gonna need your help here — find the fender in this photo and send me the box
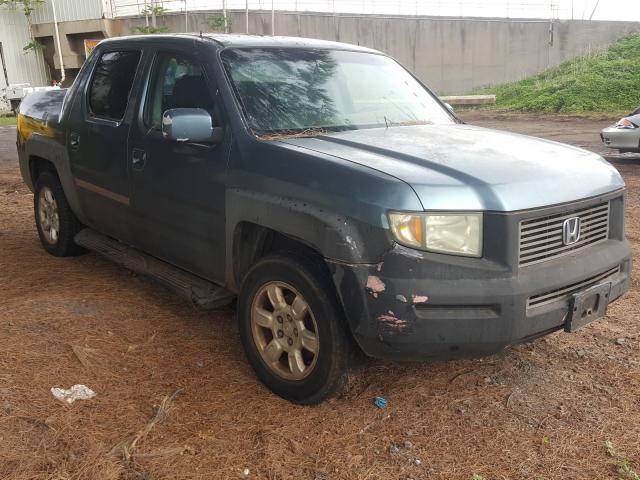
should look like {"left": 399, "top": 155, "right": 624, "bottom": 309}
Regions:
{"left": 21, "top": 133, "right": 89, "bottom": 225}
{"left": 225, "top": 187, "right": 393, "bottom": 290}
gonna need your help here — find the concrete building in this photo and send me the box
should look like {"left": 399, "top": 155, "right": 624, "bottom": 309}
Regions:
{"left": 2, "top": 0, "right": 640, "bottom": 104}
{"left": 0, "top": 8, "right": 49, "bottom": 96}
{"left": 1, "top": 0, "right": 118, "bottom": 95}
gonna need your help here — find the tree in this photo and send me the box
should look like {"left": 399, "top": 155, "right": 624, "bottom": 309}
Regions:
{"left": 135, "top": 1, "right": 169, "bottom": 34}
{"left": 207, "top": 14, "right": 230, "bottom": 32}
{"left": 0, "top": 0, "right": 46, "bottom": 54}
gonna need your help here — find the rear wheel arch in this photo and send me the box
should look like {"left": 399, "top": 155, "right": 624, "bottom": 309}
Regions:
{"left": 29, "top": 156, "right": 58, "bottom": 185}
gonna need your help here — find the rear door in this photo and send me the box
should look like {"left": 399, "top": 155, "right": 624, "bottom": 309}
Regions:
{"left": 67, "top": 48, "right": 142, "bottom": 243}
{"left": 128, "top": 48, "right": 229, "bottom": 283}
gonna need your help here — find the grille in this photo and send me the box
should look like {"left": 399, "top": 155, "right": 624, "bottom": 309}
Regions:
{"left": 519, "top": 202, "right": 610, "bottom": 267}
{"left": 527, "top": 266, "right": 620, "bottom": 309}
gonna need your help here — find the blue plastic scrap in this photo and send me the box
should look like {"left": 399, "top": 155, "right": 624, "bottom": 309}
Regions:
{"left": 374, "top": 396, "right": 388, "bottom": 408}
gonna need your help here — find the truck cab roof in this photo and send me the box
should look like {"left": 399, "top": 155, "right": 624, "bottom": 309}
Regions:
{"left": 97, "top": 33, "right": 381, "bottom": 54}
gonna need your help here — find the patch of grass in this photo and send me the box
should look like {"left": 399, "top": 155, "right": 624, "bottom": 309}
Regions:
{"left": 478, "top": 33, "right": 640, "bottom": 113}
{"left": 0, "top": 116, "right": 17, "bottom": 126}
{"left": 604, "top": 440, "right": 640, "bottom": 480}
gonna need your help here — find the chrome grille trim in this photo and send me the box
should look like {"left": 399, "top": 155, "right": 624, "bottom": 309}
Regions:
{"left": 527, "top": 266, "right": 620, "bottom": 310}
{"left": 519, "top": 202, "right": 610, "bottom": 266}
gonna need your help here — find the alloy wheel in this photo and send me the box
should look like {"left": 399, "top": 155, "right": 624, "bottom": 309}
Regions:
{"left": 250, "top": 281, "right": 320, "bottom": 380}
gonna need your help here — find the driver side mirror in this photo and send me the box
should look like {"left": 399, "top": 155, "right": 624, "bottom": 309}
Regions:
{"left": 162, "top": 108, "right": 224, "bottom": 143}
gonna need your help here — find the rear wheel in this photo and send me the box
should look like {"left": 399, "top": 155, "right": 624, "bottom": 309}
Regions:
{"left": 238, "top": 253, "right": 351, "bottom": 404}
{"left": 34, "top": 171, "right": 85, "bottom": 257}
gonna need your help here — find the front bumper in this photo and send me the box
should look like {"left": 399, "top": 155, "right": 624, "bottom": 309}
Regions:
{"left": 331, "top": 240, "right": 630, "bottom": 361}
{"left": 330, "top": 191, "right": 631, "bottom": 361}
{"left": 601, "top": 126, "right": 640, "bottom": 151}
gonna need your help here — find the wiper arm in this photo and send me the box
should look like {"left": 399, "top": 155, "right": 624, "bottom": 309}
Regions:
{"left": 254, "top": 127, "right": 328, "bottom": 140}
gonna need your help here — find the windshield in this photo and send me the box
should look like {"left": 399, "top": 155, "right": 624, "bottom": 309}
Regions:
{"left": 221, "top": 48, "right": 455, "bottom": 136}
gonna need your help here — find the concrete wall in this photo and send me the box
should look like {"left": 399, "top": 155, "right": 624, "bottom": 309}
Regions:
{"left": 119, "top": 11, "right": 640, "bottom": 94}
{"left": 30, "top": 0, "right": 110, "bottom": 24}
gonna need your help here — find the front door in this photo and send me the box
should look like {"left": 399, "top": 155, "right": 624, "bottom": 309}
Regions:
{"left": 68, "top": 49, "right": 142, "bottom": 243}
{"left": 129, "top": 49, "right": 229, "bottom": 283}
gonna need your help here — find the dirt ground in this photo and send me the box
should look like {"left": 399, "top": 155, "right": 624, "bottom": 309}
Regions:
{"left": 1, "top": 113, "right": 639, "bottom": 480}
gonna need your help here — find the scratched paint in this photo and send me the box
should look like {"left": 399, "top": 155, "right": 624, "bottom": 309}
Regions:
{"left": 345, "top": 235, "right": 358, "bottom": 251}
{"left": 366, "top": 275, "right": 386, "bottom": 298}
{"left": 377, "top": 313, "right": 408, "bottom": 331}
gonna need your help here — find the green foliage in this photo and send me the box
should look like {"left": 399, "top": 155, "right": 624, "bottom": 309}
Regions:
{"left": 471, "top": 475, "right": 485, "bottom": 480}
{"left": 605, "top": 440, "right": 616, "bottom": 457}
{"left": 479, "top": 33, "right": 640, "bottom": 113}
{"left": 133, "top": 25, "right": 169, "bottom": 35}
{"left": 140, "top": 5, "right": 167, "bottom": 16}
{"left": 618, "top": 459, "right": 640, "bottom": 480}
{"left": 207, "top": 14, "right": 229, "bottom": 31}
{"left": 1, "top": 0, "right": 46, "bottom": 53}
{"left": 23, "top": 39, "right": 44, "bottom": 53}
{"left": 0, "top": 0, "right": 44, "bottom": 16}
{"left": 604, "top": 440, "right": 640, "bottom": 480}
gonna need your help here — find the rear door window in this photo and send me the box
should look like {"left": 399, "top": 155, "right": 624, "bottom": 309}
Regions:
{"left": 88, "top": 50, "right": 141, "bottom": 121}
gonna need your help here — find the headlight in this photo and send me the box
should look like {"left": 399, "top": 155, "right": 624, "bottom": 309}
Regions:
{"left": 388, "top": 212, "right": 482, "bottom": 257}
{"left": 615, "top": 118, "right": 637, "bottom": 129}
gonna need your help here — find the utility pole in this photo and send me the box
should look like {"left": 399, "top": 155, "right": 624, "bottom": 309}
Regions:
{"left": 589, "top": 0, "right": 601, "bottom": 20}
{"left": 571, "top": 0, "right": 574, "bottom": 20}
{"left": 50, "top": 0, "right": 65, "bottom": 84}
{"left": 0, "top": 43, "right": 10, "bottom": 87}
{"left": 246, "top": 0, "right": 249, "bottom": 34}
{"left": 184, "top": 0, "right": 188, "bottom": 32}
{"left": 223, "top": 0, "right": 228, "bottom": 33}
{"left": 151, "top": 0, "right": 157, "bottom": 28}
{"left": 271, "top": 0, "right": 275, "bottom": 36}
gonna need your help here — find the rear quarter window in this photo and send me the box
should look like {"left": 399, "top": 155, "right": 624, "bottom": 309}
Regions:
{"left": 88, "top": 50, "right": 141, "bottom": 121}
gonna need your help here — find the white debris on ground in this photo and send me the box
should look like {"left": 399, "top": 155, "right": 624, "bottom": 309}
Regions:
{"left": 51, "top": 384, "right": 96, "bottom": 404}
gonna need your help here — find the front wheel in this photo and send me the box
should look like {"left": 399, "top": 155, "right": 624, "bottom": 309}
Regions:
{"left": 238, "top": 253, "right": 351, "bottom": 404}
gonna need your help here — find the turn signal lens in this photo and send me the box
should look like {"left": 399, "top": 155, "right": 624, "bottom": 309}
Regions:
{"left": 388, "top": 213, "right": 424, "bottom": 248}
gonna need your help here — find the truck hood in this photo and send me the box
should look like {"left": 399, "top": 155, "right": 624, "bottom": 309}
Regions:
{"left": 281, "top": 124, "right": 624, "bottom": 211}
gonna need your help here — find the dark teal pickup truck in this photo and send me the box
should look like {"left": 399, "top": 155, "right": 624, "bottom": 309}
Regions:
{"left": 16, "top": 34, "right": 631, "bottom": 403}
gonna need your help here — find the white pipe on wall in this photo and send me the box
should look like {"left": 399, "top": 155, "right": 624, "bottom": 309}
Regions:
{"left": 50, "top": 0, "right": 65, "bottom": 84}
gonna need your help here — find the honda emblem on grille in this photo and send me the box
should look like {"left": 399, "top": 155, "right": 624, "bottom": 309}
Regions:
{"left": 562, "top": 217, "right": 581, "bottom": 245}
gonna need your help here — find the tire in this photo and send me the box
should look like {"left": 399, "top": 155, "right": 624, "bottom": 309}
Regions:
{"left": 238, "top": 253, "right": 351, "bottom": 404}
{"left": 34, "top": 170, "right": 85, "bottom": 257}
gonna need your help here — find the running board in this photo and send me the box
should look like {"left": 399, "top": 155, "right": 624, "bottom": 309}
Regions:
{"left": 75, "top": 229, "right": 234, "bottom": 309}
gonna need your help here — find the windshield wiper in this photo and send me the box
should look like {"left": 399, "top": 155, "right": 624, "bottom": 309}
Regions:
{"left": 254, "top": 127, "right": 329, "bottom": 140}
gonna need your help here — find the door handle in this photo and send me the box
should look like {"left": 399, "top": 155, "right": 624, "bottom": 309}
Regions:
{"left": 69, "top": 132, "right": 80, "bottom": 151}
{"left": 132, "top": 148, "right": 147, "bottom": 171}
